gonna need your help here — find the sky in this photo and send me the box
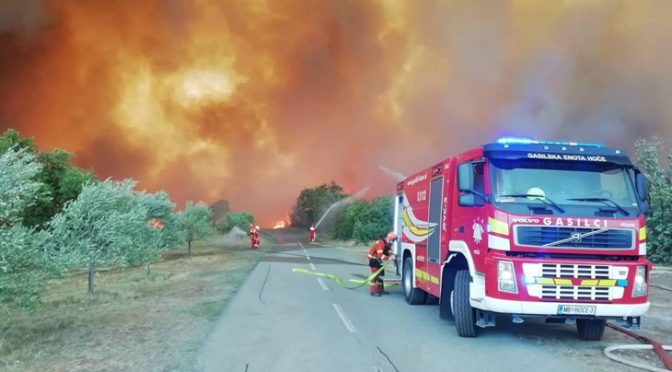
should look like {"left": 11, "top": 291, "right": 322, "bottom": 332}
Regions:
{"left": 1, "top": 0, "right": 671, "bottom": 225}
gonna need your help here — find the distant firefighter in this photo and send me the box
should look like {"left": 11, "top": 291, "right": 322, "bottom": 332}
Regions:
{"left": 248, "top": 224, "right": 260, "bottom": 249}
{"left": 309, "top": 225, "right": 316, "bottom": 243}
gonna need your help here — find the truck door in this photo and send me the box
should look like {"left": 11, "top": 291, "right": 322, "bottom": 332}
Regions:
{"left": 426, "top": 175, "right": 444, "bottom": 297}
{"left": 452, "top": 161, "right": 487, "bottom": 266}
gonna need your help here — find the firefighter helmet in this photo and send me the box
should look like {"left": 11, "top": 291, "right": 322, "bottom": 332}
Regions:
{"left": 386, "top": 231, "right": 398, "bottom": 242}
{"left": 255, "top": 225, "right": 260, "bottom": 230}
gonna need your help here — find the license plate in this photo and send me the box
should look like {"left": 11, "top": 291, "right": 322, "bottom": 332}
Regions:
{"left": 557, "top": 304, "right": 596, "bottom": 316}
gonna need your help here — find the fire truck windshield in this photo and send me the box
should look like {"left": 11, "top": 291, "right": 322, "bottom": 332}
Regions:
{"left": 489, "top": 159, "right": 639, "bottom": 216}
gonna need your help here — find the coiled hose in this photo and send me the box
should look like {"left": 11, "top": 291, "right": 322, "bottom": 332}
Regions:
{"left": 604, "top": 322, "right": 672, "bottom": 371}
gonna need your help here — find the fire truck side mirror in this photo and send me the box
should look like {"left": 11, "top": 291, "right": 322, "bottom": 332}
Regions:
{"left": 458, "top": 163, "right": 474, "bottom": 192}
{"left": 635, "top": 172, "right": 649, "bottom": 203}
{"left": 635, "top": 172, "right": 652, "bottom": 216}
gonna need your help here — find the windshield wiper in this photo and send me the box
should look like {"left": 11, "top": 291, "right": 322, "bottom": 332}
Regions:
{"left": 566, "top": 197, "right": 630, "bottom": 216}
{"left": 498, "top": 194, "right": 566, "bottom": 213}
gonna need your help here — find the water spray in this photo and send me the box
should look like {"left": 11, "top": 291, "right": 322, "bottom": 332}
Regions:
{"left": 378, "top": 165, "right": 406, "bottom": 182}
{"left": 314, "top": 186, "right": 370, "bottom": 228}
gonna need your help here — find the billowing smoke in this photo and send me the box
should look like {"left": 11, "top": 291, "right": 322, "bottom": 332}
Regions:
{"left": 1, "top": 0, "right": 671, "bottom": 225}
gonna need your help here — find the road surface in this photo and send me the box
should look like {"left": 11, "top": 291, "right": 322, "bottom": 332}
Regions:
{"left": 198, "top": 231, "right": 645, "bottom": 372}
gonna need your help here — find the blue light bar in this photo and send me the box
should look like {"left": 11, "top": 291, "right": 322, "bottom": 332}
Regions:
{"left": 497, "top": 137, "right": 604, "bottom": 148}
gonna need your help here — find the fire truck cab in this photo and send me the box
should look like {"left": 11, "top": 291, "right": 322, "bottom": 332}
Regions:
{"left": 393, "top": 138, "right": 652, "bottom": 340}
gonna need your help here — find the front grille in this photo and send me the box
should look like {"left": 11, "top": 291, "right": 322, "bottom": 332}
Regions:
{"left": 516, "top": 226, "right": 633, "bottom": 249}
{"left": 542, "top": 263, "right": 610, "bottom": 279}
{"left": 541, "top": 286, "right": 610, "bottom": 301}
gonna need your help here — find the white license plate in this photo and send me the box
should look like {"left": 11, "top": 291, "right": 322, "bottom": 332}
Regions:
{"left": 557, "top": 305, "right": 596, "bottom": 316}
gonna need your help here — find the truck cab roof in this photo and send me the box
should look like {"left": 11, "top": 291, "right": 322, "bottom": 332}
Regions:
{"left": 483, "top": 141, "right": 632, "bottom": 166}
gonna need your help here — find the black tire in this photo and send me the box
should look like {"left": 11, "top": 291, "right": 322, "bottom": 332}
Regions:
{"left": 403, "top": 256, "right": 427, "bottom": 305}
{"left": 454, "top": 270, "right": 478, "bottom": 337}
{"left": 576, "top": 319, "right": 605, "bottom": 341}
{"left": 439, "top": 271, "right": 454, "bottom": 320}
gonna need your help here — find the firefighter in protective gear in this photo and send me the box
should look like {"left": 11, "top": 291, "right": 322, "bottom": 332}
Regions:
{"left": 309, "top": 225, "right": 316, "bottom": 243}
{"left": 248, "top": 224, "right": 260, "bottom": 249}
{"left": 367, "top": 231, "right": 397, "bottom": 296}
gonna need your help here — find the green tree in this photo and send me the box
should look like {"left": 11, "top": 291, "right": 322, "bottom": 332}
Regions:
{"left": 125, "top": 191, "right": 183, "bottom": 274}
{"left": 333, "top": 200, "right": 368, "bottom": 239}
{"left": 0, "top": 128, "right": 37, "bottom": 153}
{"left": 23, "top": 149, "right": 95, "bottom": 227}
{"left": 49, "top": 179, "right": 149, "bottom": 293}
{"left": 0, "top": 148, "right": 59, "bottom": 308}
{"left": 635, "top": 138, "right": 672, "bottom": 264}
{"left": 0, "top": 148, "right": 45, "bottom": 227}
{"left": 352, "top": 196, "right": 394, "bottom": 242}
{"left": 178, "top": 202, "right": 215, "bottom": 257}
{"left": 0, "top": 129, "right": 95, "bottom": 227}
{"left": 290, "top": 181, "right": 346, "bottom": 228}
{"left": 219, "top": 211, "right": 255, "bottom": 233}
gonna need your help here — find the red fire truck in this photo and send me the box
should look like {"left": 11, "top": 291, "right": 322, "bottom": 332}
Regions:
{"left": 393, "top": 138, "right": 652, "bottom": 340}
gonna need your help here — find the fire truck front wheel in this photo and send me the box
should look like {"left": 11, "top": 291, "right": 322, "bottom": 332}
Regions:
{"left": 454, "top": 270, "right": 478, "bottom": 337}
{"left": 403, "top": 256, "right": 426, "bottom": 305}
{"left": 576, "top": 319, "right": 605, "bottom": 341}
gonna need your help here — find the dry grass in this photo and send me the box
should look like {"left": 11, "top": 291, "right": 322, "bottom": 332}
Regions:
{"left": 0, "top": 237, "right": 266, "bottom": 372}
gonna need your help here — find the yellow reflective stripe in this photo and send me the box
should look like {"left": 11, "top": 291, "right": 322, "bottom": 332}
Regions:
{"left": 532, "top": 278, "right": 619, "bottom": 287}
{"left": 639, "top": 227, "right": 646, "bottom": 241}
{"left": 415, "top": 268, "right": 438, "bottom": 284}
{"left": 415, "top": 268, "right": 426, "bottom": 281}
{"left": 488, "top": 217, "right": 509, "bottom": 236}
{"left": 403, "top": 209, "right": 430, "bottom": 236}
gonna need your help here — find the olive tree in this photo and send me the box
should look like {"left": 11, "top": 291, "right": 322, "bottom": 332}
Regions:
{"left": 125, "top": 191, "right": 183, "bottom": 274}
{"left": 50, "top": 179, "right": 149, "bottom": 293}
{"left": 0, "top": 148, "right": 57, "bottom": 307}
{"left": 178, "top": 202, "right": 215, "bottom": 257}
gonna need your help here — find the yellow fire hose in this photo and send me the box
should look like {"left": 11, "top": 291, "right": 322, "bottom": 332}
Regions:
{"left": 292, "top": 259, "right": 397, "bottom": 290}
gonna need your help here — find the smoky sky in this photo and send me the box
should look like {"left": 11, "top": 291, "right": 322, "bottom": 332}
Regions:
{"left": 1, "top": 0, "right": 671, "bottom": 225}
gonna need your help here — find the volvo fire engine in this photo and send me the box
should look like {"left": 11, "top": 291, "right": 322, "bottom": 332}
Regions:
{"left": 393, "top": 138, "right": 652, "bottom": 340}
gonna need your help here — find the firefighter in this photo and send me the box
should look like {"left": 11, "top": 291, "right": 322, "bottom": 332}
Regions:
{"left": 248, "top": 224, "right": 260, "bottom": 250}
{"left": 309, "top": 225, "right": 316, "bottom": 243}
{"left": 367, "top": 231, "right": 397, "bottom": 297}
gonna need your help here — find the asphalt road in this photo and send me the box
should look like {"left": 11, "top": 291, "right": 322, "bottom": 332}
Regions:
{"left": 198, "top": 231, "right": 642, "bottom": 372}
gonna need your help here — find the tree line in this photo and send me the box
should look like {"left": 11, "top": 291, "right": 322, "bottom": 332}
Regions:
{"left": 290, "top": 182, "right": 393, "bottom": 242}
{"left": 0, "top": 129, "right": 241, "bottom": 309}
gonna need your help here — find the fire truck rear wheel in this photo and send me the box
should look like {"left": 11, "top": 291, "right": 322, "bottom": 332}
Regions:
{"left": 403, "top": 256, "right": 427, "bottom": 305}
{"left": 454, "top": 270, "right": 478, "bottom": 337}
{"left": 576, "top": 319, "right": 605, "bottom": 341}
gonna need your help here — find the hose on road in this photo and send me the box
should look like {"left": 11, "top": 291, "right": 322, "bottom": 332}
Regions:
{"left": 292, "top": 259, "right": 395, "bottom": 290}
{"left": 604, "top": 344, "right": 672, "bottom": 372}
{"left": 604, "top": 322, "right": 672, "bottom": 371}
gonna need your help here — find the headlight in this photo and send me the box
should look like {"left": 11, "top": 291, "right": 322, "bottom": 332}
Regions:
{"left": 498, "top": 261, "right": 518, "bottom": 294}
{"left": 632, "top": 266, "right": 647, "bottom": 297}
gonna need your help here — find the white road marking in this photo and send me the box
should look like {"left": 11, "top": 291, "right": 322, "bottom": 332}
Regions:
{"left": 332, "top": 303, "right": 356, "bottom": 333}
{"left": 317, "top": 277, "right": 329, "bottom": 291}
{"left": 309, "top": 262, "right": 316, "bottom": 271}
